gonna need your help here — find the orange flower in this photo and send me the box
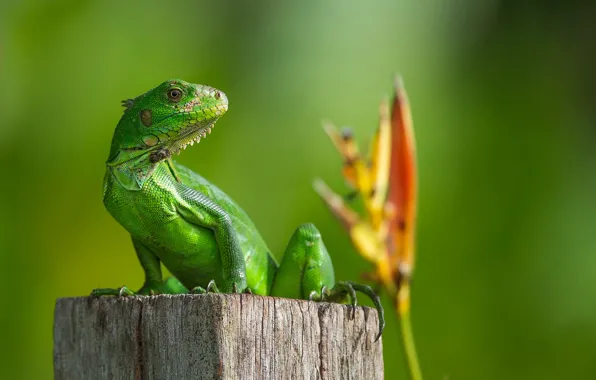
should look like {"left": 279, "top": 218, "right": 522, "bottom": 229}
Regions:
{"left": 315, "top": 76, "right": 422, "bottom": 379}
{"left": 315, "top": 76, "right": 416, "bottom": 302}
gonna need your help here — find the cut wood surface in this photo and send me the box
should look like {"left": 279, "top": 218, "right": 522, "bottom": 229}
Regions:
{"left": 54, "top": 294, "right": 384, "bottom": 380}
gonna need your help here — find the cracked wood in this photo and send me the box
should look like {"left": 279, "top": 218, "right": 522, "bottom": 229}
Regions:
{"left": 53, "top": 294, "right": 383, "bottom": 380}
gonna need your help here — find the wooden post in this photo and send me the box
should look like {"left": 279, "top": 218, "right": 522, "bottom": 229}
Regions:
{"left": 54, "top": 294, "right": 383, "bottom": 379}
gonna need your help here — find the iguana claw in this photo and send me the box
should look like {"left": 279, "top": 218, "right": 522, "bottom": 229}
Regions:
{"left": 191, "top": 280, "right": 221, "bottom": 294}
{"left": 310, "top": 281, "right": 385, "bottom": 342}
{"left": 90, "top": 286, "right": 136, "bottom": 297}
{"left": 189, "top": 280, "right": 250, "bottom": 295}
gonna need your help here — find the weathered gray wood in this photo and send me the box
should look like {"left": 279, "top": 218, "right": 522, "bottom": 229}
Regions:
{"left": 54, "top": 294, "right": 383, "bottom": 380}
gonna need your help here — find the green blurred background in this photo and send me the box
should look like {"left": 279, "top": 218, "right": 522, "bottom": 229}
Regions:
{"left": 2, "top": 1, "right": 596, "bottom": 378}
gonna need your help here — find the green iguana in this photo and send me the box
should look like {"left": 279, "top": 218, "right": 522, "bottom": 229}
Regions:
{"left": 93, "top": 79, "right": 384, "bottom": 338}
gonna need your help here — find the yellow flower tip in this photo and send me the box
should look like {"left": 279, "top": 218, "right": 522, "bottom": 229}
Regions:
{"left": 321, "top": 121, "right": 357, "bottom": 160}
{"left": 313, "top": 178, "right": 360, "bottom": 230}
{"left": 322, "top": 120, "right": 338, "bottom": 139}
{"left": 312, "top": 177, "right": 330, "bottom": 197}
{"left": 379, "top": 97, "right": 390, "bottom": 119}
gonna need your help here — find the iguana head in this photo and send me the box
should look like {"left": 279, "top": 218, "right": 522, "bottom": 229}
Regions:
{"left": 108, "top": 79, "right": 228, "bottom": 165}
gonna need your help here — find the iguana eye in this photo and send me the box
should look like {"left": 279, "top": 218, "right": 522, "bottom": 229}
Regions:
{"left": 167, "top": 88, "right": 182, "bottom": 102}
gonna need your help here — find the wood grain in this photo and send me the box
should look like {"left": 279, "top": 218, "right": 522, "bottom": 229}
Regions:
{"left": 54, "top": 294, "right": 383, "bottom": 380}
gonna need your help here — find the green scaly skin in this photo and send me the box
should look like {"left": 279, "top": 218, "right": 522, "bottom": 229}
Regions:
{"left": 93, "top": 79, "right": 384, "bottom": 339}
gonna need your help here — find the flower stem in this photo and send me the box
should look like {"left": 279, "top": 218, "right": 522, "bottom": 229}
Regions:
{"left": 397, "top": 282, "right": 423, "bottom": 380}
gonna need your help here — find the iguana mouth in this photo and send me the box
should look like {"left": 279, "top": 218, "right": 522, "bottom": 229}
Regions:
{"left": 171, "top": 124, "right": 214, "bottom": 154}
{"left": 169, "top": 104, "right": 227, "bottom": 155}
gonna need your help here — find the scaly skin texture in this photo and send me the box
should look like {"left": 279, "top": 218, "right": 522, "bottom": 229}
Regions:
{"left": 94, "top": 79, "right": 384, "bottom": 338}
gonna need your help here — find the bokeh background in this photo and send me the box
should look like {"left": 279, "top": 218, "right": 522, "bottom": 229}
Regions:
{"left": 2, "top": 1, "right": 596, "bottom": 378}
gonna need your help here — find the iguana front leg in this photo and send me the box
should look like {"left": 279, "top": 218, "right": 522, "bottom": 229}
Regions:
{"left": 91, "top": 238, "right": 165, "bottom": 296}
{"left": 174, "top": 182, "right": 247, "bottom": 294}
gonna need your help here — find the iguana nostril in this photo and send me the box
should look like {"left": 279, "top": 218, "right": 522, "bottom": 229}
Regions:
{"left": 215, "top": 91, "right": 228, "bottom": 105}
